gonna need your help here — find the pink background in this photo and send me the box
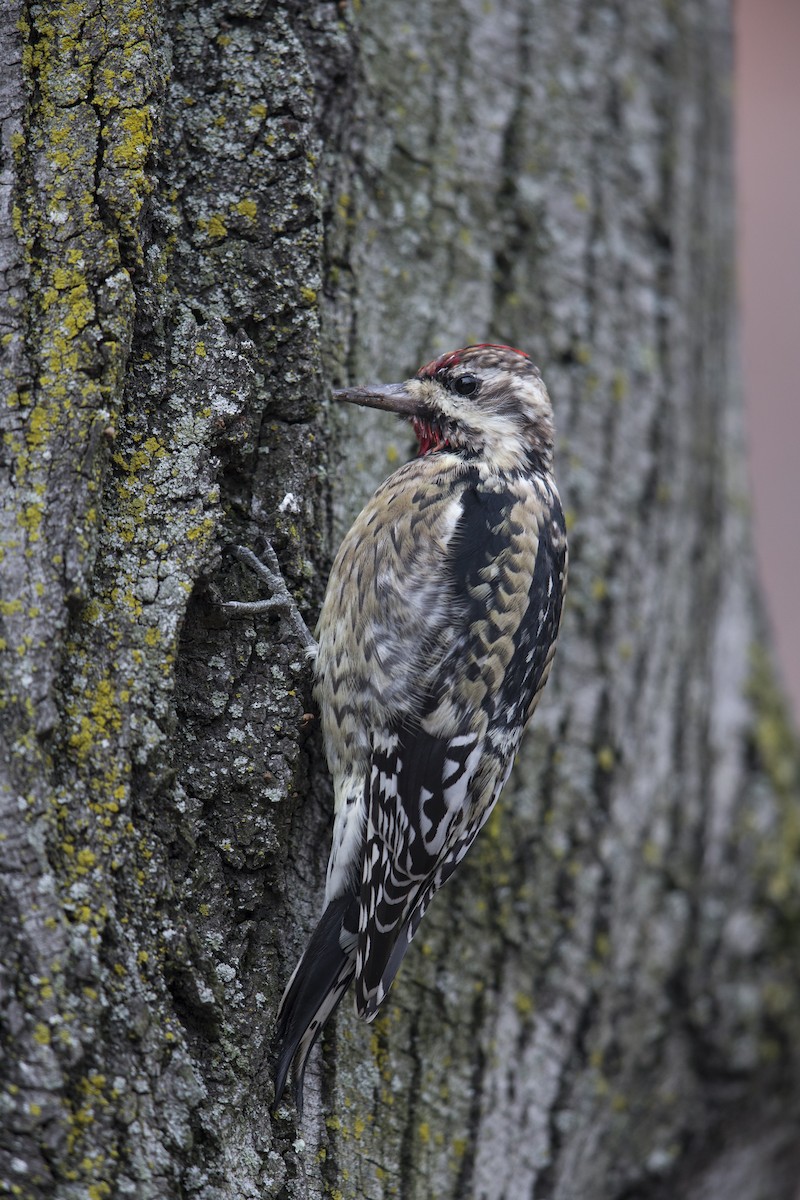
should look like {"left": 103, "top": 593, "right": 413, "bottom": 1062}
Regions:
{"left": 736, "top": 0, "right": 800, "bottom": 720}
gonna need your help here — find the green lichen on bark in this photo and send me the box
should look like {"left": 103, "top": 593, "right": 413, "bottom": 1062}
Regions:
{"left": 1, "top": 1, "right": 337, "bottom": 1196}
{"left": 2, "top": 0, "right": 179, "bottom": 1193}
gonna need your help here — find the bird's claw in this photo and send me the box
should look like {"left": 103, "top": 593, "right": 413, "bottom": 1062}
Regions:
{"left": 220, "top": 542, "right": 317, "bottom": 654}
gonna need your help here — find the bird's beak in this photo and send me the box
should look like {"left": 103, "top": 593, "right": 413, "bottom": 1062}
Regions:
{"left": 333, "top": 382, "right": 418, "bottom": 417}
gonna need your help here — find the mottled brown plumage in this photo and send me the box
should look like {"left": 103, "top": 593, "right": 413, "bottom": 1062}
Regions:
{"left": 272, "top": 345, "right": 567, "bottom": 1110}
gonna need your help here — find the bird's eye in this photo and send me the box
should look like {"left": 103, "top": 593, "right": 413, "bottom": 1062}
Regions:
{"left": 453, "top": 373, "right": 479, "bottom": 397}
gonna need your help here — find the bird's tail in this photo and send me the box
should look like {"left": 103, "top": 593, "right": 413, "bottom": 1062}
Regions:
{"left": 273, "top": 894, "right": 358, "bottom": 1113}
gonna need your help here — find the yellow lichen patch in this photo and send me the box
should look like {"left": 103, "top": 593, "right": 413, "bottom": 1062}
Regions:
{"left": 234, "top": 197, "right": 257, "bottom": 220}
{"left": 336, "top": 192, "right": 351, "bottom": 222}
{"left": 25, "top": 404, "right": 52, "bottom": 453}
{"left": 33, "top": 1022, "right": 51, "bottom": 1046}
{"left": 514, "top": 991, "right": 534, "bottom": 1017}
{"left": 68, "top": 677, "right": 124, "bottom": 764}
{"left": 186, "top": 516, "right": 214, "bottom": 543}
{"left": 596, "top": 745, "right": 614, "bottom": 771}
{"left": 17, "top": 503, "right": 43, "bottom": 542}
{"left": 119, "top": 590, "right": 141, "bottom": 619}
{"left": 110, "top": 106, "right": 152, "bottom": 171}
{"left": 62, "top": 1072, "right": 113, "bottom": 1158}
{"left": 206, "top": 214, "right": 227, "bottom": 241}
{"left": 39, "top": 267, "right": 96, "bottom": 343}
{"left": 595, "top": 933, "right": 611, "bottom": 962}
{"left": 114, "top": 435, "right": 166, "bottom": 476}
{"left": 75, "top": 848, "right": 96, "bottom": 874}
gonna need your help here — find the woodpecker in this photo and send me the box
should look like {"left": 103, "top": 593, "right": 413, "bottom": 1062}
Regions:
{"left": 260, "top": 344, "right": 567, "bottom": 1110}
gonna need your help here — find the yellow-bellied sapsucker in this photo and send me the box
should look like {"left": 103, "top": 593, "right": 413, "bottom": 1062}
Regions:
{"left": 250, "top": 344, "right": 567, "bottom": 1110}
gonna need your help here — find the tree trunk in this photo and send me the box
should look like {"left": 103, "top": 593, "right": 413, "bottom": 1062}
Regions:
{"left": 1, "top": 1, "right": 799, "bottom": 1198}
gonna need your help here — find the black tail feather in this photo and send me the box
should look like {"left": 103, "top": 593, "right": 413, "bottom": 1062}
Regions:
{"left": 273, "top": 894, "right": 358, "bottom": 1113}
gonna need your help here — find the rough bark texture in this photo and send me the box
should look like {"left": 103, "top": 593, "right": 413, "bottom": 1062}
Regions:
{"left": 1, "top": 2, "right": 799, "bottom": 1199}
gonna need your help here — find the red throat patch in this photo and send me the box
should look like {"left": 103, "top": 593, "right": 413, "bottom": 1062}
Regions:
{"left": 412, "top": 418, "right": 448, "bottom": 456}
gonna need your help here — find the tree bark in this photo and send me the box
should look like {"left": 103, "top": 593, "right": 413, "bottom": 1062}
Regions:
{"left": 1, "top": 2, "right": 799, "bottom": 1199}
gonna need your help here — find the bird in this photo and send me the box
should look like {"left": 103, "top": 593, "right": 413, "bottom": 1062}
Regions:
{"left": 233, "top": 343, "right": 568, "bottom": 1111}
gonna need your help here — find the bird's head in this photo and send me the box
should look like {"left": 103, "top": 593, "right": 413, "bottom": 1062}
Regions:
{"left": 334, "top": 344, "right": 555, "bottom": 474}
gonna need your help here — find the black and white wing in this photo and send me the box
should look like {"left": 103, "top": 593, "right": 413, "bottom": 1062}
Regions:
{"left": 354, "top": 474, "right": 567, "bottom": 1019}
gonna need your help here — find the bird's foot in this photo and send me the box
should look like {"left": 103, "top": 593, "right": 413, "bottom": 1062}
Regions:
{"left": 220, "top": 542, "right": 317, "bottom": 654}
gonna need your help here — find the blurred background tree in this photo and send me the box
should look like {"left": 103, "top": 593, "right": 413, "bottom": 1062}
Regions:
{"left": 1, "top": 1, "right": 798, "bottom": 1198}
{"left": 736, "top": 0, "right": 800, "bottom": 722}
